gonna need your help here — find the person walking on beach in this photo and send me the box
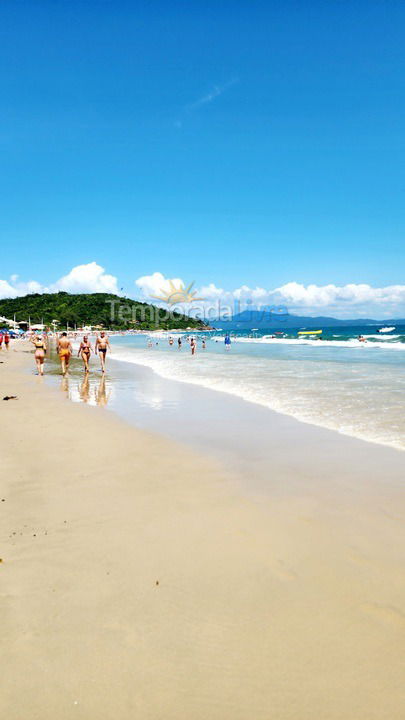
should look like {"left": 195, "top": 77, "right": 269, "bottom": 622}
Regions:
{"left": 4, "top": 331, "right": 10, "bottom": 349}
{"left": 78, "top": 335, "right": 93, "bottom": 373}
{"left": 224, "top": 333, "right": 231, "bottom": 351}
{"left": 95, "top": 331, "right": 111, "bottom": 373}
{"left": 190, "top": 337, "right": 196, "bottom": 355}
{"left": 30, "top": 333, "right": 47, "bottom": 375}
{"left": 178, "top": 337, "right": 182, "bottom": 349}
{"left": 0, "top": 331, "right": 3, "bottom": 349}
{"left": 57, "top": 332, "right": 73, "bottom": 375}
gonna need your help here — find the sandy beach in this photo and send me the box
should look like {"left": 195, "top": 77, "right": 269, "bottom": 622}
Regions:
{"left": 1, "top": 343, "right": 405, "bottom": 720}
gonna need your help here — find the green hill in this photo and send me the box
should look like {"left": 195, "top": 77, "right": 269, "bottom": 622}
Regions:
{"left": 0, "top": 292, "right": 206, "bottom": 331}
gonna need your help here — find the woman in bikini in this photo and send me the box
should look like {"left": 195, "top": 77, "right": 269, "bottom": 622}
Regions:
{"left": 30, "top": 333, "right": 47, "bottom": 375}
{"left": 78, "top": 335, "right": 93, "bottom": 373}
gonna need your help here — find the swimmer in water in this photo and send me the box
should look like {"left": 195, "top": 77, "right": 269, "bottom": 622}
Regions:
{"left": 178, "top": 337, "right": 182, "bottom": 349}
{"left": 190, "top": 337, "right": 196, "bottom": 355}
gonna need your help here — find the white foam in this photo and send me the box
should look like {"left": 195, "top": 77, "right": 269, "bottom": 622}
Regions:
{"left": 110, "top": 343, "right": 405, "bottom": 452}
{"left": 211, "top": 336, "right": 405, "bottom": 349}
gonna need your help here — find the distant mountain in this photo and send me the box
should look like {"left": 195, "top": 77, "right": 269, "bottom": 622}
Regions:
{"left": 212, "top": 310, "right": 405, "bottom": 329}
{"left": 0, "top": 292, "right": 207, "bottom": 331}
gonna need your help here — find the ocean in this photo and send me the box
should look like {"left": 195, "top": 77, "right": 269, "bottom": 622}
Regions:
{"left": 46, "top": 325, "right": 405, "bottom": 452}
{"left": 100, "top": 325, "right": 405, "bottom": 452}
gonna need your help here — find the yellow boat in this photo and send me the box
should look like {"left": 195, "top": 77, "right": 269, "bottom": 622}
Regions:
{"left": 297, "top": 329, "right": 322, "bottom": 335}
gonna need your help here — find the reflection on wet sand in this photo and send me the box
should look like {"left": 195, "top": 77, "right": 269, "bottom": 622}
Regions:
{"left": 60, "top": 373, "right": 111, "bottom": 407}
{"left": 95, "top": 375, "right": 108, "bottom": 406}
{"left": 60, "top": 376, "right": 69, "bottom": 394}
{"left": 80, "top": 373, "right": 90, "bottom": 403}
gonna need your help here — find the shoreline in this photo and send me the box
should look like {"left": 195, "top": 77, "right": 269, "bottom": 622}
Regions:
{"left": 1, "top": 344, "right": 405, "bottom": 719}
{"left": 105, "top": 335, "right": 405, "bottom": 453}
{"left": 43, "top": 334, "right": 405, "bottom": 454}
{"left": 26, "top": 329, "right": 405, "bottom": 452}
{"left": 44, "top": 346, "right": 405, "bottom": 504}
{"left": 107, "top": 350, "right": 405, "bottom": 453}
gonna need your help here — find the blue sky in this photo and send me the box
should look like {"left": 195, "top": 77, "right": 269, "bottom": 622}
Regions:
{"left": 1, "top": 1, "right": 405, "bottom": 316}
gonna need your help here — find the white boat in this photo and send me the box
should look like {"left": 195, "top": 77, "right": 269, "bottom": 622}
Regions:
{"left": 378, "top": 326, "right": 395, "bottom": 333}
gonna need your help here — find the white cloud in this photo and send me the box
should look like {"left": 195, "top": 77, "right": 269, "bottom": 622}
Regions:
{"left": 135, "top": 272, "right": 405, "bottom": 318}
{"left": 198, "top": 282, "right": 225, "bottom": 298}
{"left": 135, "top": 272, "right": 184, "bottom": 299}
{"left": 0, "top": 277, "right": 46, "bottom": 299}
{"left": 187, "top": 78, "right": 238, "bottom": 110}
{"left": 198, "top": 280, "right": 405, "bottom": 315}
{"left": 0, "top": 262, "right": 119, "bottom": 300}
{"left": 175, "top": 78, "right": 239, "bottom": 128}
{"left": 272, "top": 282, "right": 405, "bottom": 314}
{"left": 52, "top": 262, "right": 119, "bottom": 294}
{"left": 1, "top": 264, "right": 404, "bottom": 319}
{"left": 0, "top": 280, "right": 21, "bottom": 299}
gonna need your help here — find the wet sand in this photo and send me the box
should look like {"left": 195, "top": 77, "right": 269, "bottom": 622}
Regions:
{"left": 1, "top": 343, "right": 405, "bottom": 719}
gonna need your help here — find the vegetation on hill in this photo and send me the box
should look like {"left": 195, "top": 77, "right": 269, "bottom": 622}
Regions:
{"left": 0, "top": 292, "right": 207, "bottom": 331}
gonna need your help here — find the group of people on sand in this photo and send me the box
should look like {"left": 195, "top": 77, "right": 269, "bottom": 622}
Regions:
{"left": 30, "top": 330, "right": 111, "bottom": 376}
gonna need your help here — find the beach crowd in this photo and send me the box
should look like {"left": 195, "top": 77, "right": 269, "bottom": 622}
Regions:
{"left": 1, "top": 328, "right": 223, "bottom": 378}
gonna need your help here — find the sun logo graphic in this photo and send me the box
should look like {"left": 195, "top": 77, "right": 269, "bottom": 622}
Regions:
{"left": 151, "top": 280, "right": 205, "bottom": 305}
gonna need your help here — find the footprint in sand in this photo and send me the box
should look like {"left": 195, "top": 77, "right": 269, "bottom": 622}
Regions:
{"left": 361, "top": 602, "right": 405, "bottom": 630}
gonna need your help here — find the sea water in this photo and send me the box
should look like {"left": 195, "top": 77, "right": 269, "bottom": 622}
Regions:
{"left": 106, "top": 326, "right": 405, "bottom": 451}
